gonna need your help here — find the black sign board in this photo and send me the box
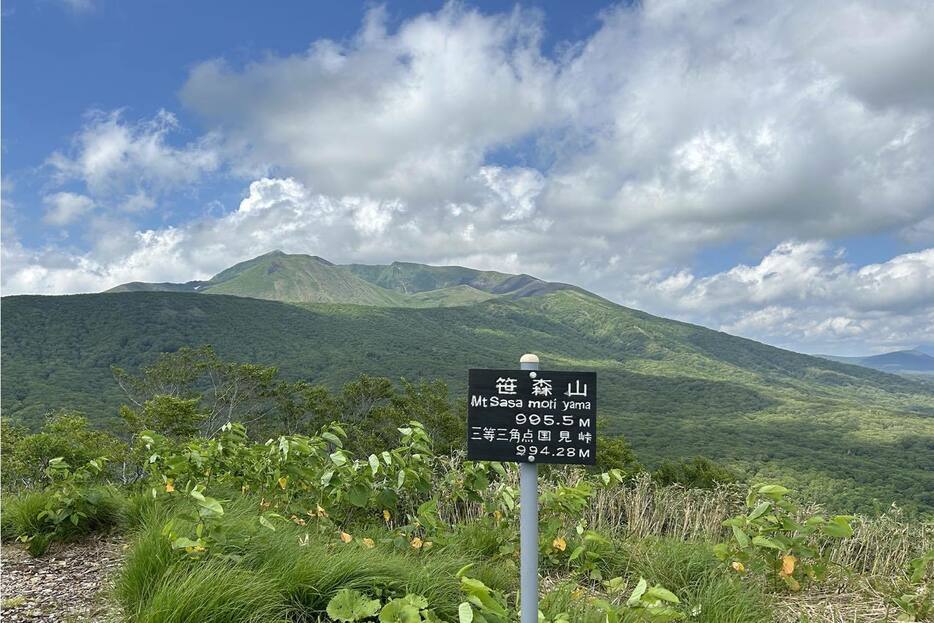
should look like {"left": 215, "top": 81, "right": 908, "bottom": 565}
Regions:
{"left": 467, "top": 368, "right": 596, "bottom": 465}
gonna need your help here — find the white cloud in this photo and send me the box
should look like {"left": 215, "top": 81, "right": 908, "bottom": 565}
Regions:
{"left": 8, "top": 1, "right": 934, "bottom": 354}
{"left": 540, "top": 0, "right": 934, "bottom": 242}
{"left": 180, "top": 4, "right": 557, "bottom": 204}
{"left": 630, "top": 241, "right": 934, "bottom": 353}
{"left": 175, "top": 1, "right": 934, "bottom": 260}
{"left": 46, "top": 109, "right": 220, "bottom": 198}
{"left": 42, "top": 192, "right": 96, "bottom": 226}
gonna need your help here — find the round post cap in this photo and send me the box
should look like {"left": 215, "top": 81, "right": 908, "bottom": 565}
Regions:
{"left": 520, "top": 353, "right": 539, "bottom": 364}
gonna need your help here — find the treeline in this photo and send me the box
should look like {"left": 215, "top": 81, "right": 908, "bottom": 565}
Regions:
{"left": 2, "top": 347, "right": 738, "bottom": 496}
{"left": 4, "top": 289, "right": 932, "bottom": 515}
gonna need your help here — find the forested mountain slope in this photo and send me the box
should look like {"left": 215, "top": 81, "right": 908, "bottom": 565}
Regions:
{"left": 3, "top": 288, "right": 932, "bottom": 513}
{"left": 819, "top": 349, "right": 934, "bottom": 375}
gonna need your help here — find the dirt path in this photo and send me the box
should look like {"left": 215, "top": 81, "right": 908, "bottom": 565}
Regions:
{"left": 0, "top": 536, "right": 124, "bottom": 622}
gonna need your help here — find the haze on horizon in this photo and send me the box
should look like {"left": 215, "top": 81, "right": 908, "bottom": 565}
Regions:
{"left": 2, "top": 0, "right": 933, "bottom": 357}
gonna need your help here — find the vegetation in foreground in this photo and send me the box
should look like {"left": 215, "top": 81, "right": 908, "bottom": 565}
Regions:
{"left": 2, "top": 352, "right": 932, "bottom": 621}
{"left": 4, "top": 283, "right": 934, "bottom": 515}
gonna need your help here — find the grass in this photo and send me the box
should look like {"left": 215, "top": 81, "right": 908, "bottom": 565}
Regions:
{"left": 622, "top": 539, "right": 773, "bottom": 623}
{"left": 0, "top": 485, "right": 127, "bottom": 555}
{"left": 1, "top": 490, "right": 51, "bottom": 541}
{"left": 113, "top": 492, "right": 779, "bottom": 623}
{"left": 116, "top": 495, "right": 518, "bottom": 622}
{"left": 0, "top": 479, "right": 922, "bottom": 622}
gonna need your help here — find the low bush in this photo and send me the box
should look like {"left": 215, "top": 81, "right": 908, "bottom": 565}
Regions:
{"left": 1, "top": 490, "right": 52, "bottom": 542}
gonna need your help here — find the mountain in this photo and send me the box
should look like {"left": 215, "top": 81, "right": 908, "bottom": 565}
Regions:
{"left": 817, "top": 349, "right": 934, "bottom": 375}
{"left": 5, "top": 253, "right": 934, "bottom": 514}
{"left": 107, "top": 250, "right": 576, "bottom": 307}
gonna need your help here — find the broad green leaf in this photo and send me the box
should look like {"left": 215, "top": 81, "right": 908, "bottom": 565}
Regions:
{"left": 321, "top": 432, "right": 343, "bottom": 448}
{"left": 346, "top": 483, "right": 370, "bottom": 508}
{"left": 326, "top": 588, "right": 381, "bottom": 622}
{"left": 752, "top": 535, "right": 782, "bottom": 550}
{"left": 645, "top": 586, "right": 680, "bottom": 603}
{"left": 627, "top": 577, "right": 648, "bottom": 605}
{"left": 822, "top": 516, "right": 854, "bottom": 538}
{"left": 757, "top": 485, "right": 790, "bottom": 499}
{"left": 195, "top": 496, "right": 223, "bottom": 516}
{"left": 748, "top": 501, "right": 771, "bottom": 521}
{"left": 731, "top": 525, "right": 750, "bottom": 548}
{"left": 458, "top": 603, "right": 474, "bottom": 623}
{"left": 376, "top": 488, "right": 398, "bottom": 509}
{"left": 379, "top": 598, "right": 421, "bottom": 623}
{"left": 368, "top": 454, "right": 380, "bottom": 476}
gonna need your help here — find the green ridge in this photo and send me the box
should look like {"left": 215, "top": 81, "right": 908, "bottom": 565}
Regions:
{"left": 3, "top": 289, "right": 932, "bottom": 513}
{"left": 106, "top": 251, "right": 576, "bottom": 307}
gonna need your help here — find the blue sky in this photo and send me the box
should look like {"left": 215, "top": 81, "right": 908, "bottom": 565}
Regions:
{"left": 3, "top": 0, "right": 933, "bottom": 356}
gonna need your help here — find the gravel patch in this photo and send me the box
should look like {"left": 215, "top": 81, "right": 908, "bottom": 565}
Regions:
{"left": 0, "top": 536, "right": 124, "bottom": 622}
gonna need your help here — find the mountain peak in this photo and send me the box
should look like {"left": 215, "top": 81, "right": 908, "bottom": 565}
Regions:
{"left": 105, "top": 251, "right": 578, "bottom": 308}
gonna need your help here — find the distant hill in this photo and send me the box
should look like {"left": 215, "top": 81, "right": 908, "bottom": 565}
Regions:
{"left": 817, "top": 349, "right": 934, "bottom": 375}
{"left": 5, "top": 252, "right": 934, "bottom": 513}
{"left": 107, "top": 250, "right": 577, "bottom": 307}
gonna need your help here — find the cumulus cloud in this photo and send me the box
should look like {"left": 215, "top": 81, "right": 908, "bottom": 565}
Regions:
{"left": 176, "top": 0, "right": 934, "bottom": 249}
{"left": 180, "top": 4, "right": 557, "bottom": 204}
{"left": 7, "top": 0, "right": 934, "bottom": 354}
{"left": 47, "top": 109, "right": 220, "bottom": 199}
{"left": 629, "top": 241, "right": 934, "bottom": 353}
{"left": 541, "top": 0, "right": 934, "bottom": 244}
{"left": 42, "top": 192, "right": 96, "bottom": 226}
{"left": 1, "top": 175, "right": 555, "bottom": 294}
{"left": 5, "top": 175, "right": 933, "bottom": 353}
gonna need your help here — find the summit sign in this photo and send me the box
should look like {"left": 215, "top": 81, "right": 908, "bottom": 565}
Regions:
{"left": 466, "top": 368, "right": 597, "bottom": 465}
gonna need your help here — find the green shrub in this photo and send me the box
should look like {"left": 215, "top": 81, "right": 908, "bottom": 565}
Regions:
{"left": 1, "top": 412, "right": 126, "bottom": 488}
{"left": 652, "top": 457, "right": 737, "bottom": 490}
{"left": 1, "top": 491, "right": 52, "bottom": 541}
{"left": 2, "top": 483, "right": 127, "bottom": 555}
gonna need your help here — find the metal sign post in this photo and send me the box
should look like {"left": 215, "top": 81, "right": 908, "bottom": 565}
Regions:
{"left": 518, "top": 353, "right": 539, "bottom": 623}
{"left": 465, "top": 354, "right": 597, "bottom": 623}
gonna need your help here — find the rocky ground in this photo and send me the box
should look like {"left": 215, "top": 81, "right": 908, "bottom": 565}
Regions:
{"left": 0, "top": 536, "right": 124, "bottom": 622}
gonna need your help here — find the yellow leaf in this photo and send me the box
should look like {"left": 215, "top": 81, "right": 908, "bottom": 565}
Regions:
{"left": 424, "top": 541, "right": 433, "bottom": 549}
{"left": 164, "top": 480, "right": 175, "bottom": 493}
{"left": 277, "top": 477, "right": 288, "bottom": 490}
{"left": 571, "top": 589, "right": 584, "bottom": 600}
{"left": 494, "top": 510, "right": 502, "bottom": 521}
{"left": 362, "top": 538, "right": 376, "bottom": 549}
{"left": 731, "top": 561, "right": 746, "bottom": 573}
{"left": 315, "top": 504, "right": 328, "bottom": 518}
{"left": 552, "top": 536, "right": 567, "bottom": 552}
{"left": 780, "top": 555, "right": 796, "bottom": 577}
{"left": 383, "top": 509, "right": 392, "bottom": 522}
{"left": 340, "top": 531, "right": 353, "bottom": 543}
{"left": 411, "top": 537, "right": 423, "bottom": 549}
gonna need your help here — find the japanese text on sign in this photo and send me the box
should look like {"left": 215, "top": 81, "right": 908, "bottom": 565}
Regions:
{"left": 467, "top": 369, "right": 597, "bottom": 465}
